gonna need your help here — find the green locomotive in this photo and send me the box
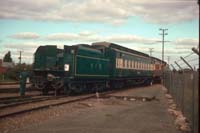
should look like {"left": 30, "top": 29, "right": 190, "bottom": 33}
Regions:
{"left": 31, "top": 42, "right": 165, "bottom": 94}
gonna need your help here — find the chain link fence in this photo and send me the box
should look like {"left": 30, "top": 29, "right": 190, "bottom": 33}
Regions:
{"left": 164, "top": 70, "right": 199, "bottom": 133}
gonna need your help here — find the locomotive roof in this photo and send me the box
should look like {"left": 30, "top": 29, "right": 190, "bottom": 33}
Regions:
{"left": 35, "top": 45, "right": 57, "bottom": 53}
{"left": 150, "top": 56, "right": 167, "bottom": 64}
{"left": 92, "top": 41, "right": 149, "bottom": 57}
{"left": 92, "top": 42, "right": 166, "bottom": 64}
{"left": 73, "top": 44, "right": 102, "bottom": 53}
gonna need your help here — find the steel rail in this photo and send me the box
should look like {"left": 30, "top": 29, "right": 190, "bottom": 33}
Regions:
{"left": 0, "top": 91, "right": 114, "bottom": 119}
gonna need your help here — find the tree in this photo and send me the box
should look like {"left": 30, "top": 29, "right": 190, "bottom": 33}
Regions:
{"left": 3, "top": 51, "right": 12, "bottom": 62}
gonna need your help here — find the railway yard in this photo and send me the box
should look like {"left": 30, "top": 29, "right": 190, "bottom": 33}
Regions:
{"left": 0, "top": 84, "right": 184, "bottom": 133}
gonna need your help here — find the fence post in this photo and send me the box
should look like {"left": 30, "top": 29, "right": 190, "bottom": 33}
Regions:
{"left": 182, "top": 70, "right": 185, "bottom": 114}
{"left": 192, "top": 71, "right": 195, "bottom": 133}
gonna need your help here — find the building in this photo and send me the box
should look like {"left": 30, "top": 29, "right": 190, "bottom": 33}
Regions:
{"left": 0, "top": 59, "right": 7, "bottom": 74}
{"left": 2, "top": 61, "right": 15, "bottom": 68}
{"left": 0, "top": 59, "right": 15, "bottom": 74}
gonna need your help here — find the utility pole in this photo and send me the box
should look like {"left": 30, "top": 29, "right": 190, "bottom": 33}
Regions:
{"left": 158, "top": 28, "right": 169, "bottom": 85}
{"left": 149, "top": 48, "right": 154, "bottom": 56}
{"left": 167, "top": 56, "right": 170, "bottom": 64}
{"left": 159, "top": 28, "right": 168, "bottom": 65}
{"left": 18, "top": 51, "right": 22, "bottom": 65}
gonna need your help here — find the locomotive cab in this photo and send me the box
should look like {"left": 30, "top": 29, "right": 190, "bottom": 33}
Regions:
{"left": 32, "top": 45, "right": 65, "bottom": 94}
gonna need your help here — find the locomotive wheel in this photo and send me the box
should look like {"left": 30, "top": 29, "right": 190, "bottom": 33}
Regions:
{"left": 64, "top": 84, "right": 74, "bottom": 95}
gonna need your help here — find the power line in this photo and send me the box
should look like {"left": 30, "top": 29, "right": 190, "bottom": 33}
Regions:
{"left": 187, "top": 57, "right": 199, "bottom": 62}
{"left": 184, "top": 52, "right": 194, "bottom": 58}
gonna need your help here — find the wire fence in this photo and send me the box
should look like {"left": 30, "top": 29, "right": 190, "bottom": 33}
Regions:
{"left": 163, "top": 70, "right": 199, "bottom": 133}
{"left": 163, "top": 46, "right": 199, "bottom": 132}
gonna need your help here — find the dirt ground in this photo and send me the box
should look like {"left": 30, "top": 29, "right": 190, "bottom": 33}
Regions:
{"left": 1, "top": 84, "right": 181, "bottom": 133}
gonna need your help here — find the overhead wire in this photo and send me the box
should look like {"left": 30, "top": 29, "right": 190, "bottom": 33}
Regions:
{"left": 186, "top": 57, "right": 199, "bottom": 62}
{"left": 183, "top": 52, "right": 194, "bottom": 59}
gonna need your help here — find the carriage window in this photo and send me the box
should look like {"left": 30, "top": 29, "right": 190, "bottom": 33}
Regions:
{"left": 141, "top": 63, "right": 143, "bottom": 69}
{"left": 135, "top": 62, "right": 137, "bottom": 69}
{"left": 138, "top": 62, "right": 140, "bottom": 69}
{"left": 123, "top": 60, "right": 126, "bottom": 68}
{"left": 132, "top": 61, "right": 134, "bottom": 69}
{"left": 128, "top": 60, "right": 131, "bottom": 69}
{"left": 116, "top": 58, "right": 118, "bottom": 68}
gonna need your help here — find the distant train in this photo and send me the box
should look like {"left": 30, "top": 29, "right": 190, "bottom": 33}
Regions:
{"left": 31, "top": 42, "right": 166, "bottom": 94}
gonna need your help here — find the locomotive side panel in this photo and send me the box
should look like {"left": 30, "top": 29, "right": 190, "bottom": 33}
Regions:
{"left": 74, "top": 45, "right": 109, "bottom": 79}
{"left": 75, "top": 55, "right": 109, "bottom": 78}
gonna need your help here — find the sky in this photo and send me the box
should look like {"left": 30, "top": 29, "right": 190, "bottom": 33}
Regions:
{"left": 0, "top": 0, "right": 199, "bottom": 69}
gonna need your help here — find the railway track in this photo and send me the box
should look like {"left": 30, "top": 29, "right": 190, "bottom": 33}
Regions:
{"left": 0, "top": 91, "right": 113, "bottom": 119}
{"left": 0, "top": 95, "right": 57, "bottom": 109}
{"left": 0, "top": 85, "right": 143, "bottom": 120}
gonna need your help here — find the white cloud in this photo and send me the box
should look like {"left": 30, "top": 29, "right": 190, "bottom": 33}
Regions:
{"left": 46, "top": 33, "right": 79, "bottom": 41}
{"left": 3, "top": 42, "right": 40, "bottom": 50}
{"left": 105, "top": 34, "right": 158, "bottom": 44}
{"left": 174, "top": 38, "right": 198, "bottom": 49}
{"left": 9, "top": 32, "right": 40, "bottom": 39}
{"left": 45, "top": 32, "right": 159, "bottom": 44}
{"left": 78, "top": 31, "right": 96, "bottom": 36}
{"left": 0, "top": 0, "right": 198, "bottom": 24}
{"left": 1, "top": 32, "right": 198, "bottom": 65}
